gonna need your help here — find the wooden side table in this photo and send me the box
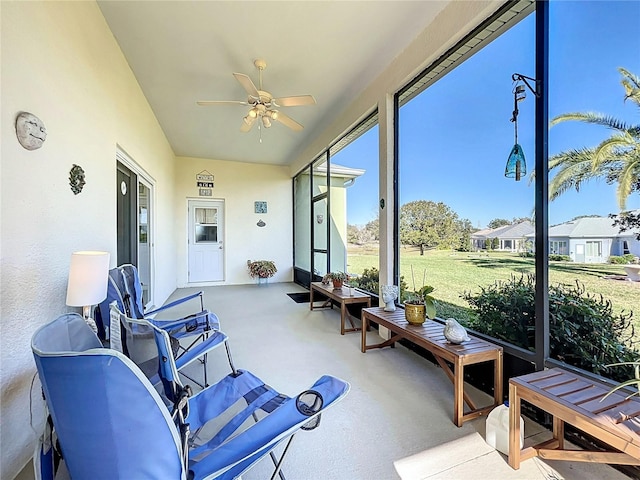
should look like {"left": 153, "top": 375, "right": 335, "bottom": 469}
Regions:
{"left": 310, "top": 282, "right": 371, "bottom": 334}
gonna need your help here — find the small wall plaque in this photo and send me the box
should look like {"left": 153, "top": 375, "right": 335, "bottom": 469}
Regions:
{"left": 196, "top": 171, "right": 214, "bottom": 182}
{"left": 16, "top": 112, "right": 47, "bottom": 150}
{"left": 254, "top": 201, "right": 267, "bottom": 214}
{"left": 199, "top": 188, "right": 212, "bottom": 196}
{"left": 69, "top": 164, "right": 86, "bottom": 195}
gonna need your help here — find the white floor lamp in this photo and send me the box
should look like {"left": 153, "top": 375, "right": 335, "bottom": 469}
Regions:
{"left": 66, "top": 251, "right": 110, "bottom": 333}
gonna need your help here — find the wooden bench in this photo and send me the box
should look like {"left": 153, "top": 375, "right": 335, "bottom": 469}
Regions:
{"left": 361, "top": 306, "right": 503, "bottom": 427}
{"left": 310, "top": 282, "right": 371, "bottom": 335}
{"left": 508, "top": 367, "right": 640, "bottom": 469}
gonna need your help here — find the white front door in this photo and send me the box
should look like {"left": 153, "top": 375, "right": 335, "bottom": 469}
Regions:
{"left": 188, "top": 200, "right": 224, "bottom": 282}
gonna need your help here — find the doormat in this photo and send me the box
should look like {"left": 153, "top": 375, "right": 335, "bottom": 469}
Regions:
{"left": 287, "top": 292, "right": 310, "bottom": 303}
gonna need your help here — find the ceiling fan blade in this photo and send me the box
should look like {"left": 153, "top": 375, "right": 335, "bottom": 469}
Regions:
{"left": 240, "top": 118, "right": 255, "bottom": 132}
{"left": 272, "top": 95, "right": 317, "bottom": 107}
{"left": 275, "top": 111, "right": 304, "bottom": 131}
{"left": 233, "top": 73, "right": 260, "bottom": 98}
{"left": 197, "top": 100, "right": 248, "bottom": 106}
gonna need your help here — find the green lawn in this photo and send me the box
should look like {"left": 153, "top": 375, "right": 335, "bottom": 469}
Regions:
{"left": 347, "top": 245, "right": 639, "bottom": 333}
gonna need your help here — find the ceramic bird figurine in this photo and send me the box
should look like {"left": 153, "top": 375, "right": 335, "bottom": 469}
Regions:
{"left": 443, "top": 318, "right": 470, "bottom": 344}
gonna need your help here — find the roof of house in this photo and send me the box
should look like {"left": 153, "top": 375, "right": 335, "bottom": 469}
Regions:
{"left": 472, "top": 221, "right": 534, "bottom": 239}
{"left": 545, "top": 216, "right": 629, "bottom": 238}
{"left": 520, "top": 213, "right": 640, "bottom": 239}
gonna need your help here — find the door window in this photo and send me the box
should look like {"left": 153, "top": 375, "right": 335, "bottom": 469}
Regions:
{"left": 195, "top": 208, "right": 218, "bottom": 243}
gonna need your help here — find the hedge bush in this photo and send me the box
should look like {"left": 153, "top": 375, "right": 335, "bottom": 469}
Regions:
{"left": 609, "top": 254, "right": 637, "bottom": 264}
{"left": 349, "top": 267, "right": 408, "bottom": 298}
{"left": 549, "top": 254, "right": 571, "bottom": 262}
{"left": 462, "top": 274, "right": 638, "bottom": 383}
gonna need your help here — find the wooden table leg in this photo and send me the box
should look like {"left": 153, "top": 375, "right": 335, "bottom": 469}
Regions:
{"left": 508, "top": 382, "right": 521, "bottom": 469}
{"left": 553, "top": 415, "right": 564, "bottom": 449}
{"left": 361, "top": 312, "right": 368, "bottom": 353}
{"left": 454, "top": 358, "right": 464, "bottom": 427}
{"left": 310, "top": 287, "right": 315, "bottom": 310}
{"left": 494, "top": 351, "right": 503, "bottom": 407}
{"left": 340, "top": 302, "right": 347, "bottom": 335}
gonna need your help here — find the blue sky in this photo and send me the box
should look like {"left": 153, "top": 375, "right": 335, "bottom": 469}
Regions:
{"left": 336, "top": 1, "right": 640, "bottom": 229}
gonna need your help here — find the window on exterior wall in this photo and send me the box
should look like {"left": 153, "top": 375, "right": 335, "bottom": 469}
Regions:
{"left": 329, "top": 115, "right": 379, "bottom": 295}
{"left": 547, "top": 0, "right": 639, "bottom": 380}
{"left": 585, "top": 241, "right": 602, "bottom": 258}
{"left": 549, "top": 241, "right": 567, "bottom": 255}
{"left": 397, "top": 2, "right": 536, "bottom": 354}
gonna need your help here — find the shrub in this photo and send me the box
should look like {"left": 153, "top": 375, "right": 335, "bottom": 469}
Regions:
{"left": 348, "top": 267, "right": 408, "bottom": 298}
{"left": 462, "top": 274, "right": 638, "bottom": 383}
{"left": 549, "top": 254, "right": 571, "bottom": 262}
{"left": 609, "top": 254, "right": 637, "bottom": 264}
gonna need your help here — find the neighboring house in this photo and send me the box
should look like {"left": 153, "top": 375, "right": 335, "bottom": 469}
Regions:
{"left": 472, "top": 221, "right": 534, "bottom": 253}
{"left": 525, "top": 215, "right": 640, "bottom": 264}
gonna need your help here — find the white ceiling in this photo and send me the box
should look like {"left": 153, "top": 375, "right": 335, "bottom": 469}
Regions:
{"left": 97, "top": 1, "right": 448, "bottom": 166}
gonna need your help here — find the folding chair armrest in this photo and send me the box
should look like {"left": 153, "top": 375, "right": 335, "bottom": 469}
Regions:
{"left": 150, "top": 311, "right": 220, "bottom": 338}
{"left": 145, "top": 291, "right": 204, "bottom": 316}
{"left": 188, "top": 375, "right": 350, "bottom": 480}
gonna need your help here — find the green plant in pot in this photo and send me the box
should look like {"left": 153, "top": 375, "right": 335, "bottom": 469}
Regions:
{"left": 403, "top": 266, "right": 436, "bottom": 325}
{"left": 327, "top": 271, "right": 349, "bottom": 289}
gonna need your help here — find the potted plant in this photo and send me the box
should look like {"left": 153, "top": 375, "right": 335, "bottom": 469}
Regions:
{"left": 247, "top": 260, "right": 277, "bottom": 280}
{"left": 403, "top": 266, "right": 436, "bottom": 325}
{"left": 327, "top": 271, "right": 349, "bottom": 289}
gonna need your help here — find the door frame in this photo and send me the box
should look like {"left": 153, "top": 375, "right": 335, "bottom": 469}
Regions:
{"left": 116, "top": 147, "right": 156, "bottom": 307}
{"left": 186, "top": 198, "right": 225, "bottom": 284}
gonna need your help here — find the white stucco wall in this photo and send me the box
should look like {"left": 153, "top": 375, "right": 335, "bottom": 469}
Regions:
{"left": 174, "top": 157, "right": 293, "bottom": 286}
{"left": 1, "top": 2, "right": 178, "bottom": 477}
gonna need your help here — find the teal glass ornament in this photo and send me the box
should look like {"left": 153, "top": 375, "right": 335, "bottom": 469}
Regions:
{"left": 505, "top": 143, "right": 526, "bottom": 181}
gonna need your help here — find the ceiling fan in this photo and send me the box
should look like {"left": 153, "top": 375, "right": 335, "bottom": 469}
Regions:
{"left": 197, "top": 59, "right": 316, "bottom": 134}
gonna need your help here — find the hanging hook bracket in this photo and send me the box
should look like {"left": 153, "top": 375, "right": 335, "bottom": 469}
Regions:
{"left": 511, "top": 73, "right": 540, "bottom": 98}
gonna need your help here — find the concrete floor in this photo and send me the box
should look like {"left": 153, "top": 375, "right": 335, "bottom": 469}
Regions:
{"left": 19, "top": 282, "right": 635, "bottom": 480}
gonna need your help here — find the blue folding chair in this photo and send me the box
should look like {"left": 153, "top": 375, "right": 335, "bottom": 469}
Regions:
{"left": 97, "top": 264, "right": 219, "bottom": 387}
{"left": 32, "top": 313, "right": 350, "bottom": 480}
{"left": 109, "top": 301, "right": 235, "bottom": 389}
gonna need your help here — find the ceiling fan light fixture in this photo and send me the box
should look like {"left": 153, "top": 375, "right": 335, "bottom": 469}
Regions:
{"left": 243, "top": 115, "right": 255, "bottom": 126}
{"left": 248, "top": 108, "right": 258, "bottom": 118}
{"left": 262, "top": 116, "right": 272, "bottom": 128}
{"left": 270, "top": 110, "right": 279, "bottom": 121}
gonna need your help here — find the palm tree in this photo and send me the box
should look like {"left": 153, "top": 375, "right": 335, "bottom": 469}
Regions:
{"left": 546, "top": 67, "right": 640, "bottom": 210}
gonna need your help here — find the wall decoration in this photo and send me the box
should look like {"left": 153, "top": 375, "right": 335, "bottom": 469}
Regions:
{"left": 199, "top": 188, "right": 212, "bottom": 196}
{"left": 257, "top": 220, "right": 266, "bottom": 227}
{"left": 196, "top": 170, "right": 214, "bottom": 188}
{"left": 69, "top": 164, "right": 86, "bottom": 195}
{"left": 15, "top": 112, "right": 47, "bottom": 150}
{"left": 254, "top": 201, "right": 267, "bottom": 214}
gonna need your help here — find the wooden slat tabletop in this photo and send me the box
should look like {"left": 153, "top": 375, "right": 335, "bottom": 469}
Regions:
{"left": 362, "top": 307, "right": 498, "bottom": 359}
{"left": 511, "top": 367, "right": 640, "bottom": 450}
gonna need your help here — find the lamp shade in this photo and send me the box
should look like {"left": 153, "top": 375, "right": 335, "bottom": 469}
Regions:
{"left": 66, "top": 251, "right": 110, "bottom": 307}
